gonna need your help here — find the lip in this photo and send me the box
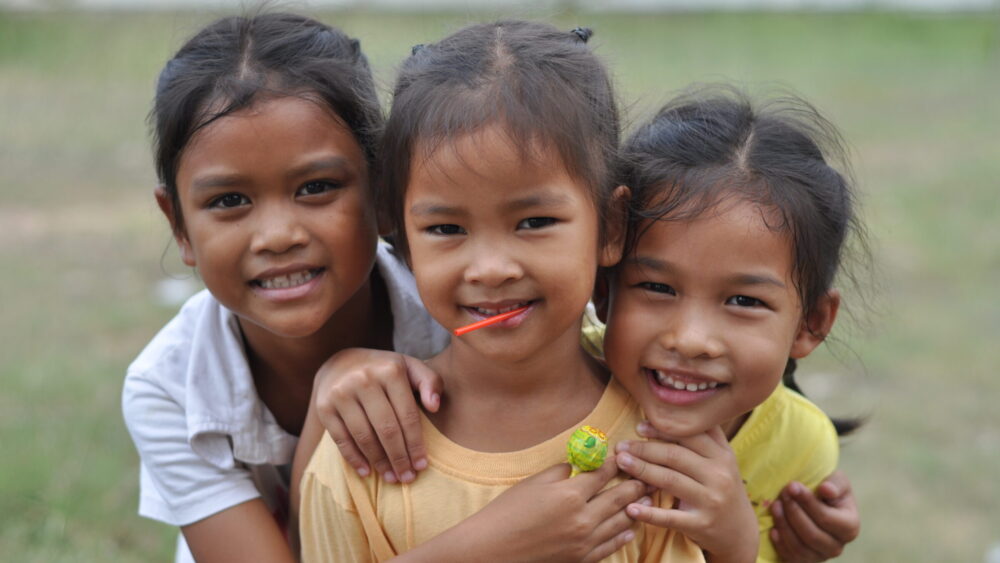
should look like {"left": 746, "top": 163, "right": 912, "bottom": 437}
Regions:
{"left": 249, "top": 265, "right": 325, "bottom": 302}
{"left": 461, "top": 299, "right": 536, "bottom": 330}
{"left": 644, "top": 367, "right": 725, "bottom": 406}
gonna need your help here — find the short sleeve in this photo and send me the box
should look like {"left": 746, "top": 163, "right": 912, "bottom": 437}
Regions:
{"left": 123, "top": 370, "right": 260, "bottom": 526}
{"left": 299, "top": 434, "right": 392, "bottom": 562}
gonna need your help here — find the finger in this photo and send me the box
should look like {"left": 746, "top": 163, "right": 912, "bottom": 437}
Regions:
{"left": 770, "top": 499, "right": 824, "bottom": 562}
{"left": 674, "top": 428, "right": 730, "bottom": 459}
{"left": 566, "top": 455, "right": 621, "bottom": 495}
{"left": 785, "top": 480, "right": 859, "bottom": 543}
{"left": 337, "top": 398, "right": 397, "bottom": 483}
{"left": 624, "top": 503, "right": 700, "bottom": 536}
{"left": 634, "top": 422, "right": 727, "bottom": 459}
{"left": 322, "top": 414, "right": 371, "bottom": 477}
{"left": 616, "top": 440, "right": 709, "bottom": 486}
{"left": 587, "top": 478, "right": 647, "bottom": 521}
{"left": 356, "top": 384, "right": 416, "bottom": 482}
{"left": 816, "top": 470, "right": 851, "bottom": 503}
{"left": 403, "top": 356, "right": 444, "bottom": 413}
{"left": 382, "top": 366, "right": 431, "bottom": 474}
{"left": 615, "top": 450, "right": 703, "bottom": 500}
{"left": 582, "top": 528, "right": 636, "bottom": 563}
{"left": 781, "top": 488, "right": 850, "bottom": 557}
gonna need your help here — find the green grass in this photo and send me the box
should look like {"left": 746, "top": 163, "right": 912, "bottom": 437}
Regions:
{"left": 2, "top": 7, "right": 998, "bottom": 561}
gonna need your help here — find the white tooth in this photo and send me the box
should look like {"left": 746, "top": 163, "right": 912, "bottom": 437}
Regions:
{"left": 290, "top": 272, "right": 303, "bottom": 285}
{"left": 672, "top": 380, "right": 686, "bottom": 390}
{"left": 709, "top": 382, "right": 718, "bottom": 388}
{"left": 655, "top": 371, "right": 668, "bottom": 386}
{"left": 698, "top": 382, "right": 707, "bottom": 390}
{"left": 685, "top": 383, "right": 698, "bottom": 392}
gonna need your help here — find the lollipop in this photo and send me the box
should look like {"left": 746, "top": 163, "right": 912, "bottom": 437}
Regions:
{"left": 566, "top": 425, "right": 608, "bottom": 477}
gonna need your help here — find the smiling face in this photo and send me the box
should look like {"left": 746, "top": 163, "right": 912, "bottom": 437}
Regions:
{"left": 404, "top": 125, "right": 617, "bottom": 363}
{"left": 604, "top": 198, "right": 834, "bottom": 439}
{"left": 166, "top": 96, "right": 377, "bottom": 338}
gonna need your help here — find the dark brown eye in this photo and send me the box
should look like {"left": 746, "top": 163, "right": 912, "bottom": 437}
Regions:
{"left": 210, "top": 193, "right": 249, "bottom": 209}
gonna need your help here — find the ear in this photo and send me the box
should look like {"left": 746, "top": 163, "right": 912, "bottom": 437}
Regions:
{"left": 598, "top": 185, "right": 631, "bottom": 268}
{"left": 154, "top": 185, "right": 196, "bottom": 268}
{"left": 790, "top": 289, "right": 840, "bottom": 359}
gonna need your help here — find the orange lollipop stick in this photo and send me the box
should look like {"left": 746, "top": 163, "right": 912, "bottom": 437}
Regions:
{"left": 453, "top": 306, "right": 530, "bottom": 336}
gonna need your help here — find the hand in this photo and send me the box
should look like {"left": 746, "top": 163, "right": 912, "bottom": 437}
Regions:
{"left": 615, "top": 424, "right": 758, "bottom": 563}
{"left": 770, "top": 470, "right": 860, "bottom": 562}
{"left": 398, "top": 456, "right": 645, "bottom": 563}
{"left": 312, "top": 348, "right": 442, "bottom": 484}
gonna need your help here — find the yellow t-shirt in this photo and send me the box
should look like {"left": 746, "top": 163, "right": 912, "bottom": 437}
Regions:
{"left": 730, "top": 385, "right": 839, "bottom": 563}
{"left": 299, "top": 378, "right": 704, "bottom": 562}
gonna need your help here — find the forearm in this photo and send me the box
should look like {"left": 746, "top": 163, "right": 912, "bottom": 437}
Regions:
{"left": 183, "top": 499, "right": 295, "bottom": 563}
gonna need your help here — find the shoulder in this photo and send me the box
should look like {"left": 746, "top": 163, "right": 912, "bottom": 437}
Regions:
{"left": 733, "top": 385, "right": 838, "bottom": 493}
{"left": 125, "top": 289, "right": 219, "bottom": 385}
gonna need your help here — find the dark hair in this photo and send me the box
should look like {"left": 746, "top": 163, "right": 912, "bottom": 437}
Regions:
{"left": 620, "top": 86, "right": 869, "bottom": 435}
{"left": 377, "top": 20, "right": 620, "bottom": 257}
{"left": 151, "top": 12, "right": 382, "bottom": 234}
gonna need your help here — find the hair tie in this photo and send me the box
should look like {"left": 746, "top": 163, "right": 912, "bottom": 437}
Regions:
{"left": 570, "top": 27, "right": 592, "bottom": 43}
{"left": 411, "top": 43, "right": 425, "bottom": 56}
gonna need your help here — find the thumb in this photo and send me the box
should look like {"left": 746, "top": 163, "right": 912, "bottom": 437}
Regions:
{"left": 403, "top": 355, "right": 444, "bottom": 412}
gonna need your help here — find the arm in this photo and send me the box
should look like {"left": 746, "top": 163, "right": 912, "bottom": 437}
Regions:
{"left": 614, "top": 426, "right": 758, "bottom": 563}
{"left": 769, "top": 471, "right": 860, "bottom": 562}
{"left": 123, "top": 374, "right": 296, "bottom": 562}
{"left": 183, "top": 500, "right": 295, "bottom": 563}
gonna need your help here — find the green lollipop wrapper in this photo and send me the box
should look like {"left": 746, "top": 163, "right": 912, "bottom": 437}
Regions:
{"left": 567, "top": 425, "right": 608, "bottom": 477}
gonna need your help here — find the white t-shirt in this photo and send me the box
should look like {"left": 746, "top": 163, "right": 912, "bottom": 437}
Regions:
{"left": 122, "top": 241, "right": 449, "bottom": 562}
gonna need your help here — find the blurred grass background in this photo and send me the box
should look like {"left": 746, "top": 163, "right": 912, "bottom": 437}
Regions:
{"left": 1, "top": 6, "right": 998, "bottom": 561}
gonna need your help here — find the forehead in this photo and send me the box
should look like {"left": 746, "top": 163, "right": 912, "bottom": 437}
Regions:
{"left": 632, "top": 199, "right": 794, "bottom": 280}
{"left": 406, "top": 124, "right": 592, "bottom": 204}
{"left": 179, "top": 96, "right": 365, "bottom": 178}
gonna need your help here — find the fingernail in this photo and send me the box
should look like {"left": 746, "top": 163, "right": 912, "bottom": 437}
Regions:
{"left": 627, "top": 504, "right": 642, "bottom": 517}
{"left": 414, "top": 458, "right": 428, "bottom": 471}
{"left": 617, "top": 453, "right": 634, "bottom": 468}
{"left": 616, "top": 441, "right": 630, "bottom": 453}
{"left": 383, "top": 471, "right": 398, "bottom": 484}
{"left": 357, "top": 465, "right": 370, "bottom": 477}
{"left": 636, "top": 421, "right": 652, "bottom": 436}
{"left": 622, "top": 530, "right": 635, "bottom": 541}
{"left": 771, "top": 499, "right": 783, "bottom": 517}
{"left": 639, "top": 496, "right": 652, "bottom": 506}
{"left": 400, "top": 470, "right": 416, "bottom": 483}
{"left": 790, "top": 481, "right": 804, "bottom": 495}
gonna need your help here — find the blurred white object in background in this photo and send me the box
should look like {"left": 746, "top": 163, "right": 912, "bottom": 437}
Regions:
{"left": 985, "top": 542, "right": 1000, "bottom": 563}
{"left": 154, "top": 277, "right": 199, "bottom": 307}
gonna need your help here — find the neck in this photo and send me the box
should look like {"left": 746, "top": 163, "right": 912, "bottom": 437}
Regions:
{"left": 427, "top": 319, "right": 608, "bottom": 451}
{"left": 240, "top": 268, "right": 392, "bottom": 435}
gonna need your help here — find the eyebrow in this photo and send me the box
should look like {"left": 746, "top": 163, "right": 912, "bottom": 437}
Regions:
{"left": 286, "top": 156, "right": 352, "bottom": 180}
{"left": 625, "top": 255, "right": 786, "bottom": 289}
{"left": 190, "top": 157, "right": 353, "bottom": 193}
{"left": 408, "top": 193, "right": 572, "bottom": 217}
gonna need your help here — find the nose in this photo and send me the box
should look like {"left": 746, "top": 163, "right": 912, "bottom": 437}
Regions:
{"left": 249, "top": 202, "right": 309, "bottom": 255}
{"left": 659, "top": 302, "right": 724, "bottom": 360}
{"left": 463, "top": 239, "right": 524, "bottom": 287}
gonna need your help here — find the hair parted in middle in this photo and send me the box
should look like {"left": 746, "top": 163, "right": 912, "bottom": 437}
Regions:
{"left": 377, "top": 19, "right": 621, "bottom": 257}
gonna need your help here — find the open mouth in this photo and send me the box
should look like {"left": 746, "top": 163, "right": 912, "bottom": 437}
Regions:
{"left": 466, "top": 300, "right": 535, "bottom": 317}
{"left": 647, "top": 368, "right": 726, "bottom": 393}
{"left": 251, "top": 268, "right": 323, "bottom": 290}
